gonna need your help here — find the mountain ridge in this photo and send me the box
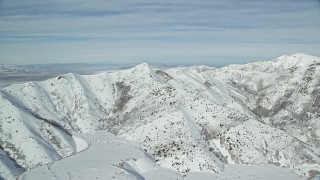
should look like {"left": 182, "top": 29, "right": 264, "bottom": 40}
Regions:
{"left": 1, "top": 53, "right": 320, "bottom": 179}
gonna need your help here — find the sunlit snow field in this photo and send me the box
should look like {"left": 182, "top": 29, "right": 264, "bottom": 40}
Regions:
{"left": 19, "top": 132, "right": 299, "bottom": 180}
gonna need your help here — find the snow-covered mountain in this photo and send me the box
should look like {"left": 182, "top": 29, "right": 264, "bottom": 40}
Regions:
{"left": 0, "top": 53, "right": 320, "bottom": 179}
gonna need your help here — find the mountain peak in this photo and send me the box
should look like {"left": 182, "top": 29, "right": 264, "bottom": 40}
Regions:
{"left": 129, "top": 63, "right": 153, "bottom": 72}
{"left": 135, "top": 62, "right": 151, "bottom": 68}
{"left": 274, "top": 53, "right": 320, "bottom": 68}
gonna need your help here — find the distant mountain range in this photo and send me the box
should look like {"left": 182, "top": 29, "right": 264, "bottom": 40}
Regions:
{"left": 0, "top": 63, "right": 129, "bottom": 73}
{"left": 0, "top": 63, "right": 174, "bottom": 73}
{"left": 0, "top": 53, "right": 319, "bottom": 179}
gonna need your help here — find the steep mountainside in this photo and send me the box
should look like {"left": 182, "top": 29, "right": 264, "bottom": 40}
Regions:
{"left": 0, "top": 53, "right": 319, "bottom": 179}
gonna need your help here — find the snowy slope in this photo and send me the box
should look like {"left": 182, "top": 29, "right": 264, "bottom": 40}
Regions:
{"left": 18, "top": 132, "right": 299, "bottom": 180}
{"left": 0, "top": 53, "right": 320, "bottom": 179}
{"left": 19, "top": 132, "right": 181, "bottom": 180}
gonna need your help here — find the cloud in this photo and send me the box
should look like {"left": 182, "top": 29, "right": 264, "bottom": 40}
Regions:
{"left": 0, "top": 0, "right": 319, "bottom": 64}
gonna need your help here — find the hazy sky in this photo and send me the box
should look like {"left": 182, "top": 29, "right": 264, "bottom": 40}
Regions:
{"left": 0, "top": 0, "right": 320, "bottom": 65}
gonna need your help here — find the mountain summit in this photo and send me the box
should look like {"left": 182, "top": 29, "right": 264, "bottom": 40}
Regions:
{"left": 1, "top": 54, "right": 320, "bottom": 179}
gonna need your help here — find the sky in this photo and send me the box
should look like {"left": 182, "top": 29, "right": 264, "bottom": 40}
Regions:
{"left": 0, "top": 0, "right": 320, "bottom": 66}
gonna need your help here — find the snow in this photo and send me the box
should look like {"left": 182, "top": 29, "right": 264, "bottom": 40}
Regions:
{"left": 179, "top": 104, "right": 224, "bottom": 171}
{"left": 72, "top": 136, "right": 88, "bottom": 153}
{"left": 274, "top": 53, "right": 320, "bottom": 68}
{"left": 18, "top": 132, "right": 299, "bottom": 180}
{"left": 211, "top": 139, "right": 235, "bottom": 164}
{"left": 19, "top": 132, "right": 181, "bottom": 180}
{"left": 1, "top": 53, "right": 320, "bottom": 179}
{"left": 186, "top": 164, "right": 300, "bottom": 180}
